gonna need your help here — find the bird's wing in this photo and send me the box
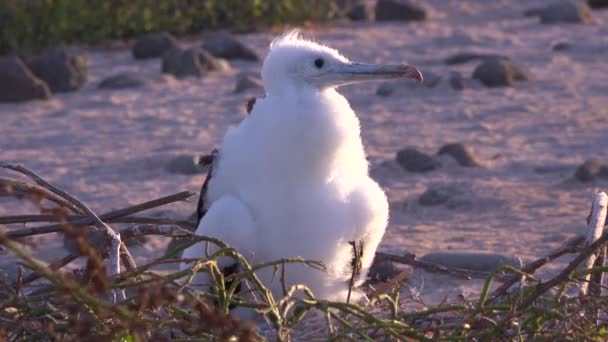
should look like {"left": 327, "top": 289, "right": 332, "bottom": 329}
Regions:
{"left": 195, "top": 149, "right": 219, "bottom": 226}
{"left": 347, "top": 179, "right": 389, "bottom": 283}
{"left": 182, "top": 194, "right": 257, "bottom": 287}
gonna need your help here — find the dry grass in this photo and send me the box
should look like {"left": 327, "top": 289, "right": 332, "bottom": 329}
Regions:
{"left": 1, "top": 163, "right": 607, "bottom": 341}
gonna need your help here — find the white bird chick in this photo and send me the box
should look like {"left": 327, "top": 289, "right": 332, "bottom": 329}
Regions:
{"left": 182, "top": 31, "right": 422, "bottom": 312}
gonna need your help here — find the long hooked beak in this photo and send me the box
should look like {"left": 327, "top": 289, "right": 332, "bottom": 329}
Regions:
{"left": 325, "top": 62, "right": 423, "bottom": 87}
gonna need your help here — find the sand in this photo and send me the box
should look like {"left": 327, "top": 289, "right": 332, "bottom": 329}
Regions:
{"left": 1, "top": 0, "right": 608, "bottom": 305}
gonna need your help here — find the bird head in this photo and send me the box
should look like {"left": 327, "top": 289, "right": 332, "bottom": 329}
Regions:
{"left": 261, "top": 31, "right": 422, "bottom": 95}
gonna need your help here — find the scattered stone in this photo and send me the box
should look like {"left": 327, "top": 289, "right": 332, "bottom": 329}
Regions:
{"left": 198, "top": 50, "right": 231, "bottom": 72}
{"left": 132, "top": 32, "right": 180, "bottom": 59}
{"left": 444, "top": 52, "right": 510, "bottom": 65}
{"left": 25, "top": 48, "right": 88, "bottom": 92}
{"left": 0, "top": 56, "right": 51, "bottom": 102}
{"left": 552, "top": 42, "right": 573, "bottom": 51}
{"left": 449, "top": 71, "right": 465, "bottom": 90}
{"left": 234, "top": 73, "right": 264, "bottom": 93}
{"left": 368, "top": 259, "right": 407, "bottom": 282}
{"left": 0, "top": 262, "right": 19, "bottom": 283}
{"left": 472, "top": 59, "right": 531, "bottom": 87}
{"left": 574, "top": 159, "right": 608, "bottom": 182}
{"left": 420, "top": 251, "right": 519, "bottom": 273}
{"left": 589, "top": 0, "right": 608, "bottom": 9}
{"left": 161, "top": 48, "right": 206, "bottom": 78}
{"left": 525, "top": 1, "right": 592, "bottom": 24}
{"left": 98, "top": 73, "right": 148, "bottom": 89}
{"left": 125, "top": 235, "right": 151, "bottom": 247}
{"left": 63, "top": 227, "right": 110, "bottom": 256}
{"left": 376, "top": 71, "right": 441, "bottom": 96}
{"left": 165, "top": 154, "right": 206, "bottom": 175}
{"left": 418, "top": 183, "right": 471, "bottom": 207}
{"left": 396, "top": 147, "right": 440, "bottom": 173}
{"left": 347, "top": 2, "right": 375, "bottom": 21}
{"left": 202, "top": 31, "right": 259, "bottom": 61}
{"left": 375, "top": 0, "right": 427, "bottom": 21}
{"left": 437, "top": 143, "right": 480, "bottom": 167}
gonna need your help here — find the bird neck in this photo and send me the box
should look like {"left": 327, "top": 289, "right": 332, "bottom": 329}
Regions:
{"left": 257, "top": 87, "right": 367, "bottom": 183}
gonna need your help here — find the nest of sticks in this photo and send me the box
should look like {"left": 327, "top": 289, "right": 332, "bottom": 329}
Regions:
{"left": 1, "top": 162, "right": 607, "bottom": 341}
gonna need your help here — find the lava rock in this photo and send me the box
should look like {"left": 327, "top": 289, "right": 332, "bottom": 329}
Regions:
{"left": 368, "top": 259, "right": 406, "bottom": 282}
{"left": 63, "top": 227, "right": 111, "bottom": 256}
{"left": 574, "top": 159, "right": 608, "bottom": 182}
{"left": 396, "top": 147, "right": 439, "bottom": 173}
{"left": 472, "top": 59, "right": 531, "bottom": 87}
{"left": 375, "top": 0, "right": 427, "bottom": 21}
{"left": 234, "top": 73, "right": 264, "bottom": 93}
{"left": 525, "top": 1, "right": 592, "bottom": 24}
{"left": 161, "top": 48, "right": 206, "bottom": 78}
{"left": 198, "top": 50, "right": 231, "bottom": 72}
{"left": 0, "top": 56, "right": 51, "bottom": 102}
{"left": 420, "top": 251, "right": 519, "bottom": 273}
{"left": 449, "top": 71, "right": 465, "bottom": 90}
{"left": 418, "top": 183, "right": 471, "bottom": 207}
{"left": 589, "top": 0, "right": 608, "bottom": 8}
{"left": 444, "top": 52, "right": 510, "bottom": 65}
{"left": 25, "top": 48, "right": 88, "bottom": 92}
{"left": 202, "top": 31, "right": 259, "bottom": 61}
{"left": 437, "top": 143, "right": 480, "bottom": 167}
{"left": 552, "top": 42, "right": 573, "bottom": 51}
{"left": 347, "top": 2, "right": 375, "bottom": 21}
{"left": 132, "top": 32, "right": 180, "bottom": 59}
{"left": 165, "top": 154, "right": 205, "bottom": 175}
{"left": 98, "top": 73, "right": 148, "bottom": 89}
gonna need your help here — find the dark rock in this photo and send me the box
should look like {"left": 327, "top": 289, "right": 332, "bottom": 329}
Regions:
{"left": 125, "top": 235, "right": 151, "bottom": 247}
{"left": 396, "top": 147, "right": 440, "bottom": 173}
{"left": 449, "top": 71, "right": 465, "bottom": 90}
{"left": 132, "top": 32, "right": 180, "bottom": 59}
{"left": 165, "top": 154, "right": 205, "bottom": 175}
{"left": 437, "top": 143, "right": 480, "bottom": 167}
{"left": 552, "top": 42, "right": 573, "bottom": 51}
{"left": 0, "top": 56, "right": 51, "bottom": 102}
{"left": 63, "top": 227, "right": 111, "bottom": 256}
{"left": 98, "top": 73, "right": 147, "bottom": 89}
{"left": 202, "top": 31, "right": 259, "bottom": 61}
{"left": 444, "top": 52, "right": 510, "bottom": 65}
{"left": 376, "top": 0, "right": 426, "bottom": 21}
{"left": 420, "top": 251, "right": 519, "bottom": 273}
{"left": 574, "top": 159, "right": 608, "bottom": 182}
{"left": 234, "top": 73, "right": 264, "bottom": 93}
{"left": 589, "top": 0, "right": 608, "bottom": 8}
{"left": 525, "top": 1, "right": 592, "bottom": 24}
{"left": 376, "top": 71, "right": 441, "bottom": 96}
{"left": 347, "top": 2, "right": 375, "bottom": 21}
{"left": 161, "top": 48, "right": 206, "bottom": 78}
{"left": 418, "top": 183, "right": 471, "bottom": 207}
{"left": 472, "top": 59, "right": 531, "bottom": 87}
{"left": 25, "top": 48, "right": 88, "bottom": 92}
{"left": 368, "top": 259, "right": 402, "bottom": 281}
{"left": 0, "top": 262, "right": 19, "bottom": 283}
{"left": 198, "top": 50, "right": 231, "bottom": 72}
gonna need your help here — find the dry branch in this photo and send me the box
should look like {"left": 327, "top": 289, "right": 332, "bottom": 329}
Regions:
{"left": 3, "top": 191, "right": 195, "bottom": 238}
{"left": 580, "top": 192, "right": 607, "bottom": 296}
{"left": 375, "top": 251, "right": 502, "bottom": 281}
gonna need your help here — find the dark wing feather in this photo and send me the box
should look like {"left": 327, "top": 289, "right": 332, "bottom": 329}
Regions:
{"left": 196, "top": 149, "right": 219, "bottom": 226}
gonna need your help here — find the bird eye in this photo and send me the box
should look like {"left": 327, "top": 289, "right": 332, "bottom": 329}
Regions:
{"left": 314, "top": 58, "right": 324, "bottom": 69}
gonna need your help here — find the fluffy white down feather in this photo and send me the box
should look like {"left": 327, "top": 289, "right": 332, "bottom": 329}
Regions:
{"left": 181, "top": 32, "right": 405, "bottom": 307}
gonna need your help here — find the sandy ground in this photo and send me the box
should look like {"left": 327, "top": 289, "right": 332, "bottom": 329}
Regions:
{"left": 2, "top": 0, "right": 608, "bottom": 308}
